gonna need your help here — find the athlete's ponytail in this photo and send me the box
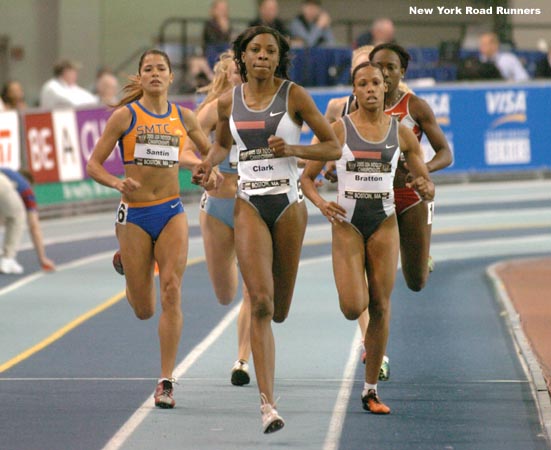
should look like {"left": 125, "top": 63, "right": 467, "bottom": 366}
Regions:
{"left": 115, "top": 75, "right": 143, "bottom": 108}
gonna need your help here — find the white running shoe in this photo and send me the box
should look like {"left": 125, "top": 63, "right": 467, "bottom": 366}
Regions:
{"left": 231, "top": 360, "right": 250, "bottom": 386}
{"left": 260, "top": 393, "right": 284, "bottom": 434}
{"left": 0, "top": 258, "right": 24, "bottom": 274}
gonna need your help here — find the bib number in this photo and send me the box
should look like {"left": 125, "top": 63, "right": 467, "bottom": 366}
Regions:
{"left": 427, "top": 201, "right": 435, "bottom": 225}
{"left": 116, "top": 202, "right": 128, "bottom": 225}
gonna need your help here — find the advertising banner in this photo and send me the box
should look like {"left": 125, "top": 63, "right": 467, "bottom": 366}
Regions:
{"left": 307, "top": 81, "right": 551, "bottom": 174}
{"left": 75, "top": 107, "right": 123, "bottom": 178}
{"left": 0, "top": 111, "right": 21, "bottom": 169}
{"left": 24, "top": 112, "right": 59, "bottom": 183}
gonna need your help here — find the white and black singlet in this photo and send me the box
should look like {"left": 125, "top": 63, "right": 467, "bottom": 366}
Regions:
{"left": 229, "top": 80, "right": 303, "bottom": 229}
{"left": 336, "top": 115, "right": 401, "bottom": 241}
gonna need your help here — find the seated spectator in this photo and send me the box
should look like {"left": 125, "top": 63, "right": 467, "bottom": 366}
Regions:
{"left": 0, "top": 168, "right": 56, "bottom": 272}
{"left": 289, "top": 0, "right": 335, "bottom": 48}
{"left": 202, "top": 0, "right": 232, "bottom": 53}
{"left": 1, "top": 80, "right": 27, "bottom": 111}
{"left": 355, "top": 17, "right": 395, "bottom": 48}
{"left": 40, "top": 59, "right": 96, "bottom": 109}
{"left": 478, "top": 32, "right": 529, "bottom": 82}
{"left": 249, "top": 0, "right": 289, "bottom": 38}
{"left": 93, "top": 69, "right": 120, "bottom": 106}
{"left": 535, "top": 48, "right": 551, "bottom": 78}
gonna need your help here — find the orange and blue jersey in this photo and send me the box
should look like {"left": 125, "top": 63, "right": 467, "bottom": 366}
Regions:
{"left": 119, "top": 101, "right": 188, "bottom": 167}
{"left": 0, "top": 168, "right": 37, "bottom": 211}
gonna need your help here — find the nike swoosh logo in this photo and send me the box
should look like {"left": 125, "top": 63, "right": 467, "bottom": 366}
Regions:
{"left": 386, "top": 144, "right": 395, "bottom": 149}
{"left": 269, "top": 111, "right": 284, "bottom": 117}
{"left": 170, "top": 117, "right": 178, "bottom": 121}
{"left": 170, "top": 202, "right": 180, "bottom": 208}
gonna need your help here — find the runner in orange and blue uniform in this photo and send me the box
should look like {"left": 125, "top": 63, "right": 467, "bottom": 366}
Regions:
{"left": 87, "top": 49, "right": 210, "bottom": 410}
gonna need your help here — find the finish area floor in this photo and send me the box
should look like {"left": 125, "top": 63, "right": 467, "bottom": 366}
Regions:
{"left": 0, "top": 180, "right": 550, "bottom": 450}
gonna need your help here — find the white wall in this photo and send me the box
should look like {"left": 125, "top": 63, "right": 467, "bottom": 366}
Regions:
{"left": 0, "top": 0, "right": 59, "bottom": 105}
{"left": 510, "top": 0, "right": 551, "bottom": 50}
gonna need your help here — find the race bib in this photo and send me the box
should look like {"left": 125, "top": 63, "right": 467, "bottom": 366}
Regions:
{"left": 134, "top": 133, "right": 179, "bottom": 167}
{"left": 116, "top": 201, "right": 128, "bottom": 225}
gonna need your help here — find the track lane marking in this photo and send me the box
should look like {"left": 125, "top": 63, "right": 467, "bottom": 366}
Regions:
{"left": 0, "top": 256, "right": 204, "bottom": 372}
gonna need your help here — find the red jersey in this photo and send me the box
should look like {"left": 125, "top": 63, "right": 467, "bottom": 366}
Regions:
{"left": 384, "top": 92, "right": 422, "bottom": 141}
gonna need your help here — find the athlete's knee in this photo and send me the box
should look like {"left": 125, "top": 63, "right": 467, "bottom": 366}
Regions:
{"left": 339, "top": 301, "right": 364, "bottom": 321}
{"left": 132, "top": 303, "right": 155, "bottom": 320}
{"left": 404, "top": 273, "right": 427, "bottom": 292}
{"left": 214, "top": 286, "right": 237, "bottom": 306}
{"left": 272, "top": 309, "right": 288, "bottom": 323}
{"left": 127, "top": 291, "right": 155, "bottom": 320}
{"left": 160, "top": 277, "right": 182, "bottom": 309}
{"left": 250, "top": 293, "right": 274, "bottom": 320}
{"left": 368, "top": 300, "right": 390, "bottom": 323}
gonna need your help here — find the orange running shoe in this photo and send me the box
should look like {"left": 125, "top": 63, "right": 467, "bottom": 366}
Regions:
{"left": 362, "top": 389, "right": 390, "bottom": 414}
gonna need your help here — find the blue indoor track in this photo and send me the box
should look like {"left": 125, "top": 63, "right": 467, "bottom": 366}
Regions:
{"left": 0, "top": 180, "right": 550, "bottom": 450}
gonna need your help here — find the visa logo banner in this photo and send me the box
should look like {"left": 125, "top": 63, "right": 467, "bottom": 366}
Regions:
{"left": 485, "top": 90, "right": 527, "bottom": 128}
{"left": 419, "top": 93, "right": 450, "bottom": 126}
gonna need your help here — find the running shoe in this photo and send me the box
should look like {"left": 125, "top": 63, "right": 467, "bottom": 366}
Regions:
{"left": 0, "top": 257, "right": 24, "bottom": 274}
{"left": 379, "top": 355, "right": 390, "bottom": 381}
{"left": 260, "top": 394, "right": 284, "bottom": 434}
{"left": 361, "top": 353, "right": 390, "bottom": 382}
{"left": 361, "top": 389, "right": 390, "bottom": 414}
{"left": 154, "top": 378, "right": 176, "bottom": 409}
{"left": 231, "top": 360, "right": 250, "bottom": 386}
{"left": 112, "top": 250, "right": 124, "bottom": 275}
{"left": 428, "top": 255, "right": 435, "bottom": 272}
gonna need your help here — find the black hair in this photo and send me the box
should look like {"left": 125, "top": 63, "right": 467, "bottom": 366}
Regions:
{"left": 232, "top": 26, "right": 291, "bottom": 82}
{"left": 369, "top": 43, "right": 411, "bottom": 72}
{"left": 351, "top": 61, "right": 384, "bottom": 85}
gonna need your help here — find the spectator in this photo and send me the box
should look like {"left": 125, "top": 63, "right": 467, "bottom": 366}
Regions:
{"left": 355, "top": 17, "right": 396, "bottom": 48}
{"left": 0, "top": 168, "right": 55, "bottom": 272}
{"left": 94, "top": 69, "right": 120, "bottom": 106}
{"left": 1, "top": 80, "right": 27, "bottom": 111}
{"left": 478, "top": 32, "right": 529, "bottom": 82}
{"left": 289, "top": 0, "right": 335, "bottom": 48}
{"left": 249, "top": 0, "right": 289, "bottom": 38}
{"left": 535, "top": 49, "right": 551, "bottom": 78}
{"left": 40, "top": 59, "right": 97, "bottom": 109}
{"left": 202, "top": 0, "right": 232, "bottom": 52}
{"left": 0, "top": 171, "right": 26, "bottom": 274}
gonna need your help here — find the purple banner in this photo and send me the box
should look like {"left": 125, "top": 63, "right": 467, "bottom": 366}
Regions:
{"left": 75, "top": 107, "right": 124, "bottom": 178}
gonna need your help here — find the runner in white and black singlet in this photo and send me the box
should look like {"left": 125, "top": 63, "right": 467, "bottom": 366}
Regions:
{"left": 192, "top": 26, "right": 340, "bottom": 434}
{"left": 301, "top": 62, "right": 434, "bottom": 416}
{"left": 231, "top": 78, "right": 302, "bottom": 228}
{"left": 337, "top": 114, "right": 400, "bottom": 241}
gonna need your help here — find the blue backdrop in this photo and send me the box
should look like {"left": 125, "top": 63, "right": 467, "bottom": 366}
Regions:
{"left": 306, "top": 81, "right": 551, "bottom": 174}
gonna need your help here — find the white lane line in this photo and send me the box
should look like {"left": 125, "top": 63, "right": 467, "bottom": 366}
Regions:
{"left": 102, "top": 299, "right": 243, "bottom": 450}
{"left": 0, "top": 377, "right": 529, "bottom": 384}
{"left": 0, "top": 236, "right": 205, "bottom": 297}
{"left": 102, "top": 254, "right": 338, "bottom": 450}
{"left": 323, "top": 327, "right": 361, "bottom": 450}
{"left": 0, "top": 251, "right": 113, "bottom": 297}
